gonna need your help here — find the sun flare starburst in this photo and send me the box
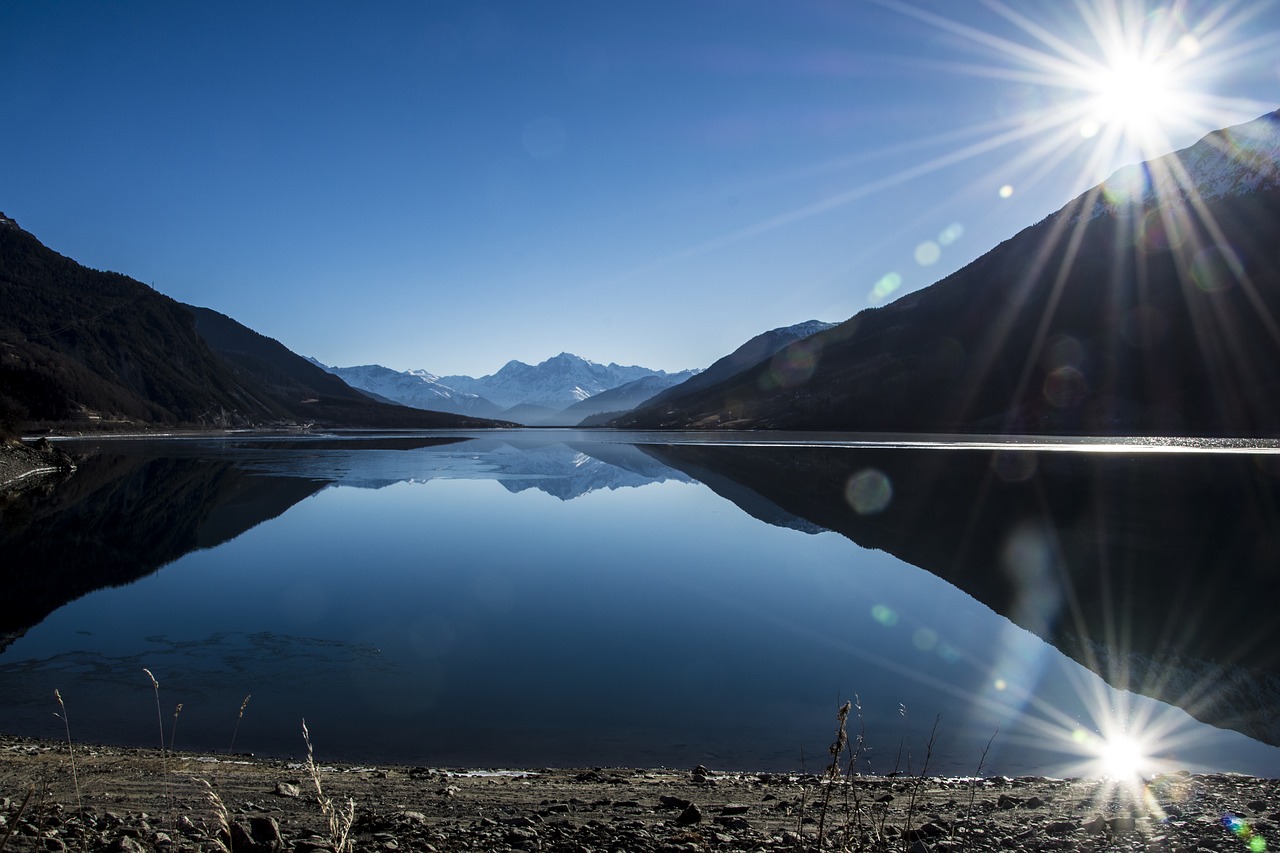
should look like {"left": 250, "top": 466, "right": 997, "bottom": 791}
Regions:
{"left": 618, "top": 0, "right": 1276, "bottom": 302}
{"left": 1091, "top": 729, "right": 1153, "bottom": 780}
{"left": 1062, "top": 2, "right": 1215, "bottom": 165}
{"left": 873, "top": 0, "right": 1274, "bottom": 193}
{"left": 1081, "top": 53, "right": 1179, "bottom": 141}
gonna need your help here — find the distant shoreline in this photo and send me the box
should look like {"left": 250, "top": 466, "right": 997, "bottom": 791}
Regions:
{"left": 24, "top": 426, "right": 1280, "bottom": 448}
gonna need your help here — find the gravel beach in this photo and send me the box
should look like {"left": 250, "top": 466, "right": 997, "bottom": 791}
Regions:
{"left": 1, "top": 734, "right": 1277, "bottom": 852}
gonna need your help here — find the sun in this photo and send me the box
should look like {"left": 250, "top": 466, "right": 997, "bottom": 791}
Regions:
{"left": 1081, "top": 54, "right": 1177, "bottom": 144}
{"left": 1059, "top": 0, "right": 1212, "bottom": 163}
{"left": 869, "top": 0, "right": 1262, "bottom": 191}
{"left": 1065, "top": 719, "right": 1159, "bottom": 782}
{"left": 1094, "top": 730, "right": 1151, "bottom": 779}
{"left": 1070, "top": 17, "right": 1207, "bottom": 164}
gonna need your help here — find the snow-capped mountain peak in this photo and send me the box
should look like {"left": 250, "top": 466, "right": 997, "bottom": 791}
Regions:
{"left": 309, "top": 359, "right": 502, "bottom": 418}
{"left": 314, "top": 352, "right": 693, "bottom": 423}
{"left": 442, "top": 352, "right": 667, "bottom": 409}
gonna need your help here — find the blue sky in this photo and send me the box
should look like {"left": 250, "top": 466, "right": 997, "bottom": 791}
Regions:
{"left": 2, "top": 1, "right": 1278, "bottom": 377}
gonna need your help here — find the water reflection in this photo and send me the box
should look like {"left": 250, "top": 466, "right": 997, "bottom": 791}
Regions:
{"left": 0, "top": 451, "right": 328, "bottom": 649}
{"left": 641, "top": 441, "right": 1280, "bottom": 751}
{"left": 0, "top": 432, "right": 1277, "bottom": 776}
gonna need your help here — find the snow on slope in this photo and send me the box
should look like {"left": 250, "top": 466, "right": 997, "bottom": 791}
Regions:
{"left": 1085, "top": 109, "right": 1280, "bottom": 220}
{"left": 308, "top": 359, "right": 503, "bottom": 418}
{"left": 311, "top": 352, "right": 691, "bottom": 422}
{"left": 462, "top": 438, "right": 695, "bottom": 500}
{"left": 440, "top": 352, "right": 676, "bottom": 410}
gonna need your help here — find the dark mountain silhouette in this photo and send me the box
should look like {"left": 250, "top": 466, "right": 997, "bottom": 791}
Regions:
{"left": 0, "top": 214, "right": 270, "bottom": 430}
{"left": 0, "top": 213, "right": 508, "bottom": 431}
{"left": 642, "top": 440, "right": 1280, "bottom": 747}
{"left": 613, "top": 112, "right": 1280, "bottom": 435}
{"left": 573, "top": 321, "right": 831, "bottom": 426}
{"left": 634, "top": 320, "right": 835, "bottom": 417}
{"left": 496, "top": 402, "right": 562, "bottom": 425}
{"left": 553, "top": 372, "right": 697, "bottom": 426}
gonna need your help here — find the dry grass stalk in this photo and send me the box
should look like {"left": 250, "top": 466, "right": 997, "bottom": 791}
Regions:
{"left": 52, "top": 689, "right": 82, "bottom": 816}
{"left": 142, "top": 669, "right": 164, "bottom": 755}
{"left": 816, "top": 699, "right": 851, "bottom": 848}
{"left": 197, "top": 777, "right": 232, "bottom": 853}
{"left": 795, "top": 782, "right": 807, "bottom": 839}
{"left": 302, "top": 719, "right": 355, "bottom": 853}
{"left": 142, "top": 668, "right": 172, "bottom": 827}
{"left": 843, "top": 695, "right": 870, "bottom": 851}
{"left": 169, "top": 703, "right": 184, "bottom": 754}
{"left": 229, "top": 694, "right": 251, "bottom": 754}
{"left": 901, "top": 714, "right": 941, "bottom": 853}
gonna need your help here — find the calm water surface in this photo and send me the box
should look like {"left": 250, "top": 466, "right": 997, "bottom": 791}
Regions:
{"left": 2, "top": 430, "right": 1279, "bottom": 777}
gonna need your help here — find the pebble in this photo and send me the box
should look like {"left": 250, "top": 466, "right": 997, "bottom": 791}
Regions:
{"left": 675, "top": 803, "right": 702, "bottom": 826}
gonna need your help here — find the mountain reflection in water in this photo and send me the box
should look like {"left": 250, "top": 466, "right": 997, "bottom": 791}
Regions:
{"left": 641, "top": 440, "right": 1280, "bottom": 750}
{"left": 1, "top": 431, "right": 1278, "bottom": 776}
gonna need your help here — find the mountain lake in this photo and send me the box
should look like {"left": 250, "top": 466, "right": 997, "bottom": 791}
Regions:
{"left": 2, "top": 429, "right": 1280, "bottom": 778}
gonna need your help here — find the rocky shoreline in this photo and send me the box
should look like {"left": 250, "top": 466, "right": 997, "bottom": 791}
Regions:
{"left": 1, "top": 734, "right": 1277, "bottom": 852}
{"left": 0, "top": 439, "right": 75, "bottom": 493}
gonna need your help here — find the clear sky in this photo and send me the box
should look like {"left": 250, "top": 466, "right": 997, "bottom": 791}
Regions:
{"left": 2, "top": 1, "right": 1278, "bottom": 377}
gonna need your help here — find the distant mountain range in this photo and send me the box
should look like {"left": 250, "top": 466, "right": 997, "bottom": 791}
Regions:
{"left": 305, "top": 360, "right": 505, "bottom": 419}
{"left": 314, "top": 323, "right": 836, "bottom": 427}
{"left": 0, "top": 214, "right": 510, "bottom": 432}
{"left": 612, "top": 110, "right": 1280, "bottom": 436}
{"left": 312, "top": 353, "right": 701, "bottom": 426}
{"left": 442, "top": 353, "right": 671, "bottom": 410}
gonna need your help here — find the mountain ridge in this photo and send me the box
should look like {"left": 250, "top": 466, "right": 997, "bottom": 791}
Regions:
{"left": 309, "top": 359, "right": 505, "bottom": 419}
{"left": 440, "top": 352, "right": 674, "bottom": 410}
{"left": 1082, "top": 110, "right": 1280, "bottom": 219}
{"left": 0, "top": 214, "right": 510, "bottom": 432}
{"left": 611, "top": 110, "right": 1280, "bottom": 436}
{"left": 317, "top": 351, "right": 703, "bottom": 426}
{"left": 314, "top": 321, "right": 835, "bottom": 427}
{"left": 635, "top": 319, "right": 835, "bottom": 415}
